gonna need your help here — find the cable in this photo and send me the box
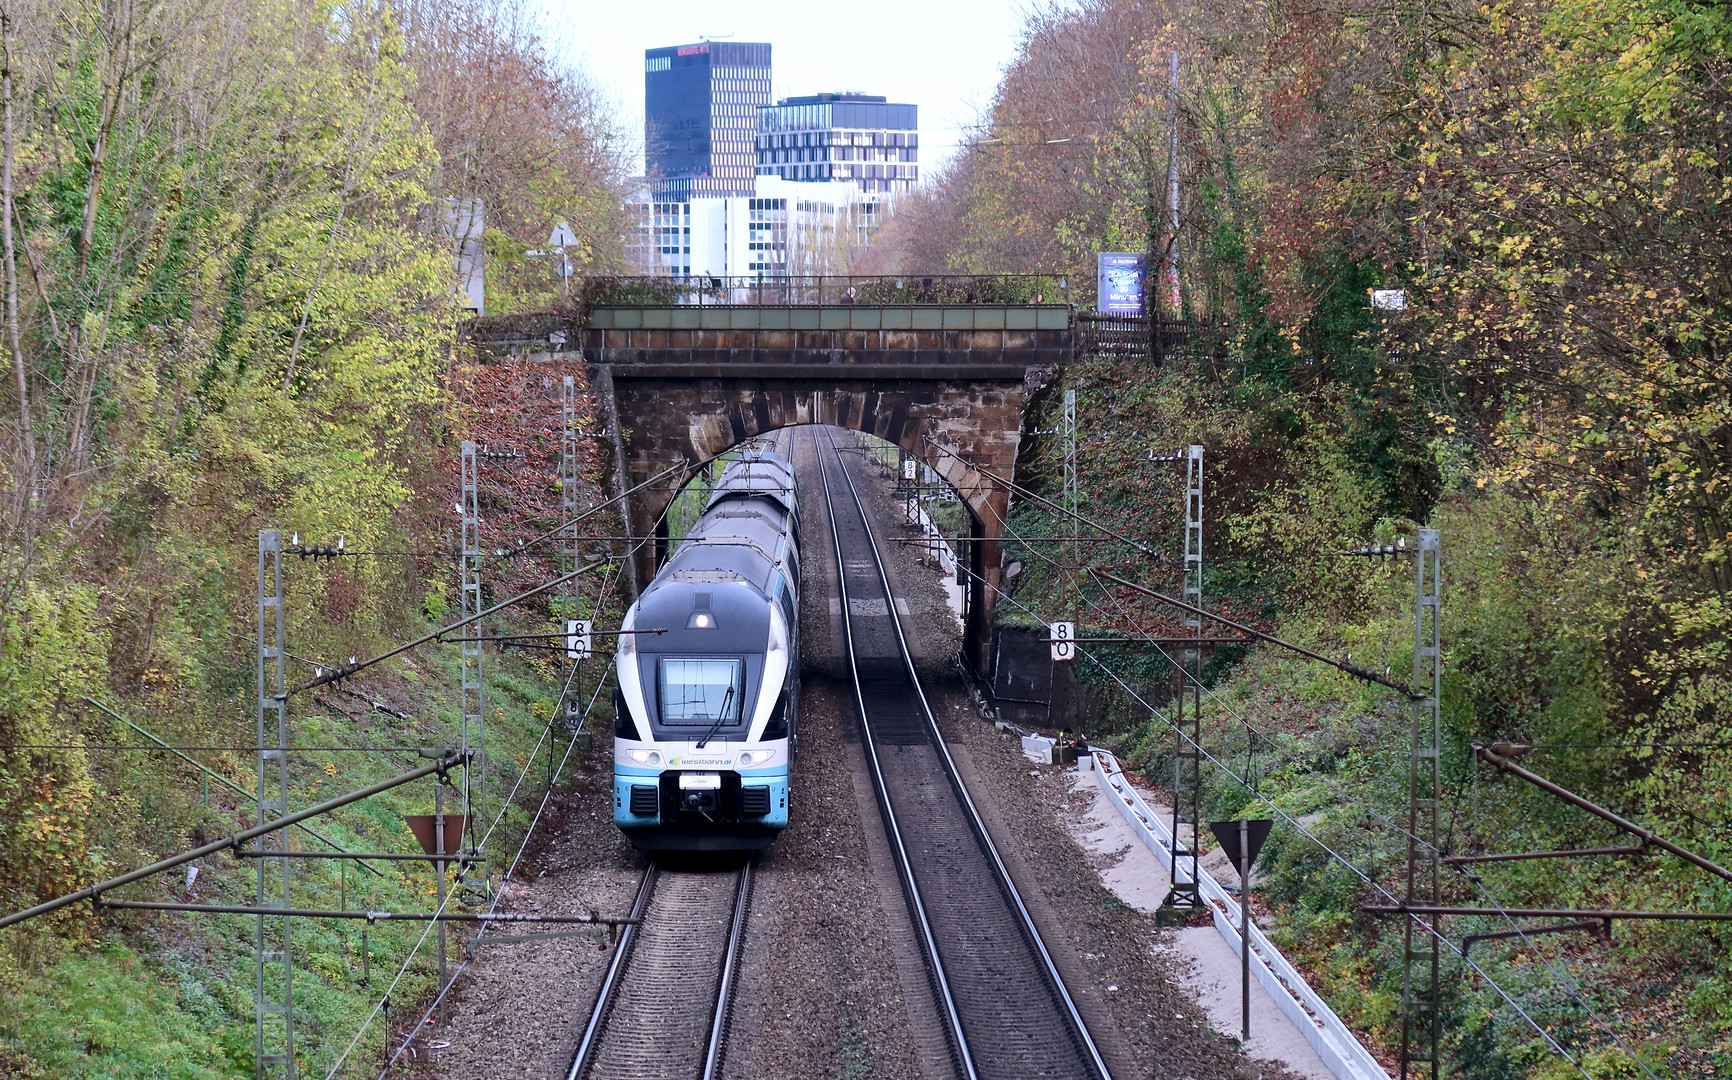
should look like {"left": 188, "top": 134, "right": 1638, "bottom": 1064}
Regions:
{"left": 918, "top": 434, "right": 1157, "bottom": 557}
{"left": 323, "top": 718, "right": 573, "bottom": 1079}
{"left": 975, "top": 547, "right": 1435, "bottom": 853}
{"left": 367, "top": 670, "right": 617, "bottom": 1079}
{"left": 1453, "top": 869, "right": 1661, "bottom": 1080}
{"left": 989, "top": 477, "right": 1668, "bottom": 1069}
{"left": 959, "top": 546, "right": 1442, "bottom": 858}
{"left": 362, "top": 553, "right": 640, "bottom": 1074}
{"left": 280, "top": 561, "right": 613, "bottom": 699}
{"left": 993, "top": 503, "right": 1439, "bottom": 857}
{"left": 1078, "top": 647, "right": 1591, "bottom": 1078}
{"left": 1140, "top": 635, "right": 1438, "bottom": 856}
{"left": 0, "top": 745, "right": 435, "bottom": 753}
{"left": 914, "top": 446, "right": 1435, "bottom": 865}
{"left": 326, "top": 492, "right": 673, "bottom": 1078}
{"left": 952, "top": 553, "right": 1592, "bottom": 1075}
{"left": 324, "top": 630, "right": 623, "bottom": 1080}
{"left": 910, "top": 428, "right": 1639, "bottom": 1071}
{"left": 1529, "top": 743, "right": 1732, "bottom": 752}
{"left": 931, "top": 456, "right": 1436, "bottom": 859}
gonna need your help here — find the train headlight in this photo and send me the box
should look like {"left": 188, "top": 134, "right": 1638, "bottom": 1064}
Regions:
{"left": 627, "top": 749, "right": 661, "bottom": 767}
{"left": 736, "top": 750, "right": 770, "bottom": 767}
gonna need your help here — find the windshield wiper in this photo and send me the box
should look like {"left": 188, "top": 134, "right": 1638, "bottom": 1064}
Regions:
{"left": 693, "top": 684, "right": 737, "bottom": 749}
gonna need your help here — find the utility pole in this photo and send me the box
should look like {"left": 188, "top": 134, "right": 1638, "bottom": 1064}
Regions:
{"left": 560, "top": 377, "right": 582, "bottom": 735}
{"left": 255, "top": 530, "right": 295, "bottom": 1080}
{"left": 1208, "top": 815, "right": 1272, "bottom": 1044}
{"left": 1239, "top": 817, "right": 1251, "bottom": 1041}
{"left": 1401, "top": 528, "right": 1442, "bottom": 1079}
{"left": 434, "top": 778, "right": 449, "bottom": 1026}
{"left": 460, "top": 442, "right": 484, "bottom": 863}
{"left": 1062, "top": 388, "right": 1078, "bottom": 607}
{"left": 1161, "top": 445, "right": 1205, "bottom": 914}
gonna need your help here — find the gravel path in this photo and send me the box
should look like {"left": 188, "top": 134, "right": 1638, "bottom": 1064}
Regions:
{"left": 1060, "top": 771, "right": 1336, "bottom": 1079}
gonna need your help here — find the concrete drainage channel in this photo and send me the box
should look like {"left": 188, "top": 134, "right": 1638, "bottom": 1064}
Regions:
{"left": 1069, "top": 747, "right": 1391, "bottom": 1080}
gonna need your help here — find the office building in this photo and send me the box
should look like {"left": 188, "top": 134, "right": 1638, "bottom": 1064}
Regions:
{"left": 628, "top": 174, "right": 890, "bottom": 279}
{"left": 755, "top": 93, "right": 918, "bottom": 194}
{"left": 644, "top": 41, "right": 772, "bottom": 201}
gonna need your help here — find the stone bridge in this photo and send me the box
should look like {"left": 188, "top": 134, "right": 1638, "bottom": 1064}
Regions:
{"left": 471, "top": 302, "right": 1073, "bottom": 673}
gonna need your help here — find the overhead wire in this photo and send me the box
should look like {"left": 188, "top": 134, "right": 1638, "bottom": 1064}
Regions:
{"left": 19, "top": 442, "right": 678, "bottom": 1069}
{"left": 985, "top": 496, "right": 1440, "bottom": 855}
{"left": 946, "top": 546, "right": 1592, "bottom": 1075}
{"left": 1453, "top": 869, "right": 1663, "bottom": 1080}
{"left": 1080, "top": 641, "right": 1593, "bottom": 1078}
{"left": 969, "top": 438, "right": 1670, "bottom": 1073}
{"left": 365, "top": 669, "right": 619, "bottom": 1080}
{"left": 907, "top": 442, "right": 1438, "bottom": 857}
{"left": 959, "top": 545, "right": 1436, "bottom": 856}
{"left": 328, "top": 481, "right": 676, "bottom": 1079}
{"left": 321, "top": 676, "right": 592, "bottom": 1080}
{"left": 0, "top": 744, "right": 437, "bottom": 753}
{"left": 1135, "top": 623, "right": 1659, "bottom": 1073}
{"left": 327, "top": 573, "right": 628, "bottom": 1079}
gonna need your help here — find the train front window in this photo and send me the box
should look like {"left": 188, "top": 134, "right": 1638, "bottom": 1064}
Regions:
{"left": 659, "top": 658, "right": 743, "bottom": 725}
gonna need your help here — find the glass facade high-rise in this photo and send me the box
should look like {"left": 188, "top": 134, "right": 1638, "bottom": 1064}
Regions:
{"left": 755, "top": 93, "right": 918, "bottom": 194}
{"left": 645, "top": 41, "right": 772, "bottom": 201}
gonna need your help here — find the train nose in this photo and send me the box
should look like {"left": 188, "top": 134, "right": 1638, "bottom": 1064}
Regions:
{"left": 678, "top": 771, "right": 723, "bottom": 815}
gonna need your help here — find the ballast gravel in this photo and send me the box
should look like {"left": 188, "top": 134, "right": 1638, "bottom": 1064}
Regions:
{"left": 833, "top": 428, "right": 1291, "bottom": 1080}
{"left": 399, "top": 730, "right": 644, "bottom": 1080}
{"left": 419, "top": 423, "right": 1297, "bottom": 1079}
{"left": 721, "top": 676, "right": 943, "bottom": 1080}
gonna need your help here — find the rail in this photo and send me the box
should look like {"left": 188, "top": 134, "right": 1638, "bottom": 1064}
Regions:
{"left": 816, "top": 426, "right": 1111, "bottom": 1079}
{"left": 565, "top": 857, "right": 754, "bottom": 1080}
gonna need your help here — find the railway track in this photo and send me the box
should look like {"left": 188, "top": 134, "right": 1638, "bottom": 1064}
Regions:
{"left": 566, "top": 857, "right": 754, "bottom": 1080}
{"left": 812, "top": 426, "right": 1112, "bottom": 1080}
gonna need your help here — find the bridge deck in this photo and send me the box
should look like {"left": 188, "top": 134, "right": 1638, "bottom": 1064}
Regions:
{"left": 586, "top": 304, "right": 1070, "bottom": 332}
{"left": 583, "top": 304, "right": 1072, "bottom": 376}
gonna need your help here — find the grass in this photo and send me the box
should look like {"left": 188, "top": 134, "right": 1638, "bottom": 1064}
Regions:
{"left": 0, "top": 599, "right": 605, "bottom": 1079}
{"left": 0, "top": 939, "right": 247, "bottom": 1079}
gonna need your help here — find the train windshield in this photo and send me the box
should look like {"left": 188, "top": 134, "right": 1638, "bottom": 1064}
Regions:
{"left": 659, "top": 658, "right": 743, "bottom": 724}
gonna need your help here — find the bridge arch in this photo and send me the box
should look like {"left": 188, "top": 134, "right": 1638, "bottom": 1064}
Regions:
{"left": 674, "top": 389, "right": 1002, "bottom": 529}
{"left": 464, "top": 294, "right": 1071, "bottom": 674}
{"left": 600, "top": 375, "right": 1028, "bottom": 673}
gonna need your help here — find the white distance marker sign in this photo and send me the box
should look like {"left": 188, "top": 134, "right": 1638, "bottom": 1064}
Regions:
{"left": 566, "top": 619, "right": 591, "bottom": 660}
{"left": 1050, "top": 621, "right": 1075, "bottom": 661}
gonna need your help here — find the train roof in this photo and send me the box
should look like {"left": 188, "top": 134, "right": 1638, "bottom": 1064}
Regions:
{"left": 707, "top": 449, "right": 797, "bottom": 517}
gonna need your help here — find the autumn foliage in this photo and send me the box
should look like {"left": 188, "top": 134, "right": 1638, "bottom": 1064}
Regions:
{"left": 886, "top": 0, "right": 1732, "bottom": 1069}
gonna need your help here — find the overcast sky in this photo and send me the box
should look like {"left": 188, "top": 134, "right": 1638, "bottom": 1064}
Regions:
{"left": 537, "top": 0, "right": 1032, "bottom": 179}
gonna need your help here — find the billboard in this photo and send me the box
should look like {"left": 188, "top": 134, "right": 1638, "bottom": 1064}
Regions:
{"left": 1097, "top": 252, "right": 1146, "bottom": 316}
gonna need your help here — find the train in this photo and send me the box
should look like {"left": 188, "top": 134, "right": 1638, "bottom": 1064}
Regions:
{"left": 611, "top": 444, "right": 801, "bottom": 851}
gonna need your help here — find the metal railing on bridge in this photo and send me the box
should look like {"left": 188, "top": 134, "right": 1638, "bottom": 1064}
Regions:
{"left": 582, "top": 274, "right": 1069, "bottom": 308}
{"left": 1075, "top": 313, "right": 1195, "bottom": 362}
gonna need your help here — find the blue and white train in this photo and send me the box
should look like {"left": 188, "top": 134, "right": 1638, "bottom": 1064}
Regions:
{"left": 612, "top": 446, "right": 800, "bottom": 851}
